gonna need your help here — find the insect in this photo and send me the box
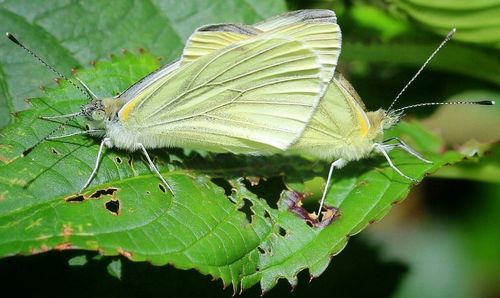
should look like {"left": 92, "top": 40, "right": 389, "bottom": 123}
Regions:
{"left": 176, "top": 13, "right": 495, "bottom": 215}
{"left": 6, "top": 9, "right": 342, "bottom": 195}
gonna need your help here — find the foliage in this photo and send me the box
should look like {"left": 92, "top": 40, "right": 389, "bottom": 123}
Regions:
{"left": 0, "top": 0, "right": 499, "bottom": 296}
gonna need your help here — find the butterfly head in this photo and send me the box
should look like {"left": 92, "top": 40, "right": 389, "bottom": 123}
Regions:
{"left": 81, "top": 98, "right": 123, "bottom": 130}
{"left": 382, "top": 109, "right": 403, "bottom": 130}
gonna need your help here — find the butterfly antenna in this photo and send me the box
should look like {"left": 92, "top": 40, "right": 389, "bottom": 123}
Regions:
{"left": 392, "top": 100, "right": 495, "bottom": 113}
{"left": 22, "top": 113, "right": 83, "bottom": 157}
{"left": 5, "top": 32, "right": 96, "bottom": 101}
{"left": 387, "top": 28, "right": 456, "bottom": 111}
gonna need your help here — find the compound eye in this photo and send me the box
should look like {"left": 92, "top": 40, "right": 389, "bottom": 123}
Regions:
{"left": 91, "top": 110, "right": 106, "bottom": 121}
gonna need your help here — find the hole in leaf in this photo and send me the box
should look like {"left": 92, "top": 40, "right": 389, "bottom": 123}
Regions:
{"left": 158, "top": 184, "right": 166, "bottom": 193}
{"left": 85, "top": 124, "right": 91, "bottom": 131}
{"left": 283, "top": 191, "right": 341, "bottom": 228}
{"left": 90, "top": 188, "right": 117, "bottom": 199}
{"left": 210, "top": 178, "right": 233, "bottom": 196}
{"left": 264, "top": 210, "right": 271, "bottom": 219}
{"left": 50, "top": 147, "right": 61, "bottom": 155}
{"left": 105, "top": 199, "right": 120, "bottom": 215}
{"left": 65, "top": 195, "right": 85, "bottom": 202}
{"left": 115, "top": 157, "right": 122, "bottom": 164}
{"left": 238, "top": 198, "right": 254, "bottom": 223}
{"left": 242, "top": 176, "right": 285, "bottom": 208}
{"left": 278, "top": 226, "right": 287, "bottom": 237}
{"left": 22, "top": 146, "right": 34, "bottom": 157}
{"left": 146, "top": 191, "right": 151, "bottom": 195}
{"left": 257, "top": 247, "right": 265, "bottom": 254}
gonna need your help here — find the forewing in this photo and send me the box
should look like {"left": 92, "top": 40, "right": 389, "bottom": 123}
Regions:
{"left": 254, "top": 9, "right": 337, "bottom": 31}
{"left": 182, "top": 21, "right": 341, "bottom": 84}
{"left": 119, "top": 37, "right": 324, "bottom": 152}
{"left": 119, "top": 59, "right": 181, "bottom": 103}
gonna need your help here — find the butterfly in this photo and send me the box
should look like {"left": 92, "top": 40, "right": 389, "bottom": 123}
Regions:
{"left": 174, "top": 11, "right": 495, "bottom": 215}
{"left": 6, "top": 9, "right": 342, "bottom": 195}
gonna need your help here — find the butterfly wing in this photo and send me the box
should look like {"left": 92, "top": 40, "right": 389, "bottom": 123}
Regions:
{"left": 288, "top": 73, "right": 374, "bottom": 160}
{"left": 119, "top": 59, "right": 181, "bottom": 104}
{"left": 182, "top": 18, "right": 341, "bottom": 84}
{"left": 117, "top": 35, "right": 325, "bottom": 153}
{"left": 254, "top": 9, "right": 337, "bottom": 31}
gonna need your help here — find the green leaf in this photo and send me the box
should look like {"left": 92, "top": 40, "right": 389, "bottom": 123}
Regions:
{"left": 390, "top": 0, "right": 500, "bottom": 48}
{"left": 341, "top": 41, "right": 500, "bottom": 86}
{"left": 68, "top": 255, "right": 88, "bottom": 266}
{"left": 107, "top": 259, "right": 123, "bottom": 280}
{"left": 0, "top": 52, "right": 475, "bottom": 292}
{"left": 0, "top": 0, "right": 287, "bottom": 128}
{"left": 433, "top": 142, "right": 500, "bottom": 183}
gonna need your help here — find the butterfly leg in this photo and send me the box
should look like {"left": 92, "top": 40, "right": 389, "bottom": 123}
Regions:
{"left": 375, "top": 144, "right": 418, "bottom": 182}
{"left": 383, "top": 137, "right": 432, "bottom": 163}
{"left": 318, "top": 159, "right": 346, "bottom": 216}
{"left": 137, "top": 143, "right": 175, "bottom": 196}
{"left": 46, "top": 129, "right": 104, "bottom": 140}
{"left": 80, "top": 137, "right": 110, "bottom": 193}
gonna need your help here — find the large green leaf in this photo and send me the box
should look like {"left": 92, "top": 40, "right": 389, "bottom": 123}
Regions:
{"left": 341, "top": 41, "right": 500, "bottom": 86}
{"left": 390, "top": 0, "right": 500, "bottom": 48}
{"left": 0, "top": 52, "right": 474, "bottom": 292}
{"left": 0, "top": 0, "right": 287, "bottom": 127}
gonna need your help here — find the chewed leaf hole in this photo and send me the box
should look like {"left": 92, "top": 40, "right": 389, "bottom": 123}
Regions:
{"left": 243, "top": 176, "right": 285, "bottom": 208}
{"left": 90, "top": 187, "right": 118, "bottom": 199}
{"left": 65, "top": 195, "right": 85, "bottom": 202}
{"left": 257, "top": 247, "right": 266, "bottom": 254}
{"left": 115, "top": 157, "right": 122, "bottom": 164}
{"left": 22, "top": 146, "right": 34, "bottom": 157}
{"left": 278, "top": 226, "right": 287, "bottom": 237}
{"left": 211, "top": 178, "right": 233, "bottom": 196}
{"left": 50, "top": 147, "right": 62, "bottom": 155}
{"left": 158, "top": 184, "right": 166, "bottom": 193}
{"left": 238, "top": 198, "right": 254, "bottom": 223}
{"left": 105, "top": 199, "right": 120, "bottom": 215}
{"left": 284, "top": 191, "right": 340, "bottom": 228}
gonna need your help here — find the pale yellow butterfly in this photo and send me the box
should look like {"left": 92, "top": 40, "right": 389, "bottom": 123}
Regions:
{"left": 6, "top": 9, "right": 342, "bottom": 195}
{"left": 177, "top": 16, "right": 495, "bottom": 215}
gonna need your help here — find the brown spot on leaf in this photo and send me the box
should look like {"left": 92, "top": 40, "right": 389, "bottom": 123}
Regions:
{"left": 117, "top": 248, "right": 132, "bottom": 259}
{"left": 55, "top": 242, "right": 72, "bottom": 250}
{"left": 63, "top": 224, "right": 73, "bottom": 239}
{"left": 284, "top": 191, "right": 340, "bottom": 228}
{"left": 138, "top": 47, "right": 145, "bottom": 54}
